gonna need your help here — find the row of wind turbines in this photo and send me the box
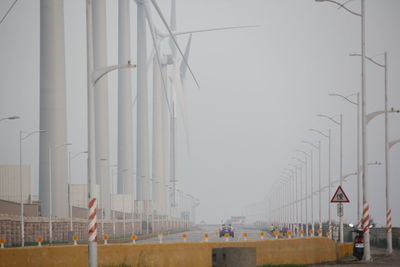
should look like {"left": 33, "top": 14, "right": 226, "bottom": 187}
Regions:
{"left": 83, "top": 0, "right": 255, "bottom": 264}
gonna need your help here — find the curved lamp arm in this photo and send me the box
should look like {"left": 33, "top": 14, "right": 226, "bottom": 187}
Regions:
{"left": 93, "top": 62, "right": 136, "bottom": 85}
{"left": 315, "top": 0, "right": 361, "bottom": 17}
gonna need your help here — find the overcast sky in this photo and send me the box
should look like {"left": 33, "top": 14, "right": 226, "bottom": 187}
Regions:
{"left": 1, "top": 0, "right": 399, "bottom": 226}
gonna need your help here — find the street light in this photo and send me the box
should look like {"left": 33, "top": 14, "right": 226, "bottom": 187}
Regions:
{"left": 68, "top": 150, "right": 88, "bottom": 232}
{"left": 296, "top": 149, "right": 313, "bottom": 236}
{"left": 279, "top": 176, "right": 291, "bottom": 229}
{"left": 292, "top": 157, "right": 305, "bottom": 237}
{"left": 288, "top": 164, "right": 300, "bottom": 236}
{"left": 315, "top": 0, "right": 371, "bottom": 260}
{"left": 317, "top": 113, "right": 344, "bottom": 243}
{"left": 329, "top": 92, "right": 361, "bottom": 228}
{"left": 19, "top": 129, "right": 47, "bottom": 247}
{"left": 309, "top": 128, "right": 332, "bottom": 238}
{"left": 0, "top": 115, "right": 20, "bottom": 122}
{"left": 283, "top": 168, "right": 295, "bottom": 233}
{"left": 302, "top": 140, "right": 322, "bottom": 236}
{"left": 86, "top": 0, "right": 136, "bottom": 265}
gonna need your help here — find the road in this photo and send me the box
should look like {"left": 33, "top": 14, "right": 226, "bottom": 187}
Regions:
{"left": 310, "top": 247, "right": 400, "bottom": 267}
{"left": 135, "top": 224, "right": 272, "bottom": 244}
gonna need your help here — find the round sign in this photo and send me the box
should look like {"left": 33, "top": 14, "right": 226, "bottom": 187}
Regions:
{"left": 203, "top": 233, "right": 209, "bottom": 238}
{"left": 299, "top": 230, "right": 304, "bottom": 234}
{"left": 224, "top": 233, "right": 230, "bottom": 238}
{"left": 0, "top": 238, "right": 5, "bottom": 243}
{"left": 37, "top": 236, "right": 43, "bottom": 242}
{"left": 260, "top": 232, "right": 265, "bottom": 236}
{"left": 103, "top": 235, "right": 109, "bottom": 240}
{"left": 326, "top": 232, "right": 331, "bottom": 237}
{"left": 309, "top": 230, "right": 314, "bottom": 234}
{"left": 73, "top": 235, "right": 78, "bottom": 241}
{"left": 182, "top": 233, "right": 187, "bottom": 239}
{"left": 287, "top": 231, "right": 292, "bottom": 236}
{"left": 242, "top": 233, "right": 248, "bottom": 237}
{"left": 131, "top": 234, "right": 137, "bottom": 240}
{"left": 317, "top": 229, "right": 322, "bottom": 234}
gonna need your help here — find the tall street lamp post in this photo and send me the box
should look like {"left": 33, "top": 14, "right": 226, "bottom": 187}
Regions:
{"left": 351, "top": 51, "right": 394, "bottom": 254}
{"left": 284, "top": 168, "right": 295, "bottom": 233}
{"left": 86, "top": 0, "right": 135, "bottom": 265}
{"left": 68, "top": 150, "right": 88, "bottom": 232}
{"left": 296, "top": 150, "right": 313, "bottom": 236}
{"left": 19, "top": 129, "right": 46, "bottom": 247}
{"left": 289, "top": 164, "right": 299, "bottom": 236}
{"left": 292, "top": 157, "right": 305, "bottom": 237}
{"left": 309, "top": 128, "right": 332, "bottom": 238}
{"left": 302, "top": 141, "right": 322, "bottom": 236}
{"left": 315, "top": 0, "right": 370, "bottom": 259}
{"left": 329, "top": 93, "right": 360, "bottom": 227}
{"left": 318, "top": 114, "right": 343, "bottom": 242}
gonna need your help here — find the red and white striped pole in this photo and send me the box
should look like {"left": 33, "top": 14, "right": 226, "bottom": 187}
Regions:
{"left": 361, "top": 201, "right": 371, "bottom": 261}
{"left": 386, "top": 209, "right": 392, "bottom": 233}
{"left": 88, "top": 198, "right": 98, "bottom": 242}
{"left": 86, "top": 0, "right": 98, "bottom": 266}
{"left": 386, "top": 208, "right": 392, "bottom": 253}
{"left": 362, "top": 203, "right": 370, "bottom": 233}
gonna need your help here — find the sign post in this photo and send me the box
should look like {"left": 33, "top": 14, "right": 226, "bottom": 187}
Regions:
{"left": 331, "top": 185, "right": 350, "bottom": 243}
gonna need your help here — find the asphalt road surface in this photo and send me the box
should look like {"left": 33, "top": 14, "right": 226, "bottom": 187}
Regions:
{"left": 310, "top": 247, "right": 400, "bottom": 267}
{"left": 135, "top": 224, "right": 272, "bottom": 244}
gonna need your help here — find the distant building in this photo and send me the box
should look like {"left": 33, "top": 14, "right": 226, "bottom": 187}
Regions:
{"left": 0, "top": 165, "right": 33, "bottom": 203}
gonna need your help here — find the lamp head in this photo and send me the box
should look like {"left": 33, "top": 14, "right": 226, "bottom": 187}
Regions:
{"left": 8, "top": 116, "right": 20, "bottom": 120}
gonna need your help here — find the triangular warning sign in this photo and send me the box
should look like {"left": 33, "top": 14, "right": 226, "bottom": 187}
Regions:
{"left": 331, "top": 185, "right": 350, "bottom": 203}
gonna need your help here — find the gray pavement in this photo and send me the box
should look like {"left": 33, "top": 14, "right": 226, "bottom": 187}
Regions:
{"left": 310, "top": 247, "right": 400, "bottom": 266}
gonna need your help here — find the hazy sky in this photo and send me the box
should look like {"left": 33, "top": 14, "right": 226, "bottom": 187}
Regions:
{"left": 1, "top": 0, "right": 399, "bottom": 226}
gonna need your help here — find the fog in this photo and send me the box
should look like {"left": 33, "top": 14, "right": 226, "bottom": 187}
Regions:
{"left": 0, "top": 0, "right": 399, "bottom": 226}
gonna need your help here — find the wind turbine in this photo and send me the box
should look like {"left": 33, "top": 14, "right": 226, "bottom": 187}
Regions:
{"left": 135, "top": 0, "right": 200, "bottom": 220}
{"left": 146, "top": 0, "right": 258, "bottom": 211}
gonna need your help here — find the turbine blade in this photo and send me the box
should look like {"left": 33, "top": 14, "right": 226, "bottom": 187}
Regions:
{"left": 149, "top": 0, "right": 200, "bottom": 88}
{"left": 170, "top": 0, "right": 176, "bottom": 31}
{"left": 169, "top": 71, "right": 191, "bottom": 157}
{"left": 180, "top": 34, "right": 192, "bottom": 81}
{"left": 143, "top": 2, "right": 172, "bottom": 116}
{"left": 169, "top": 0, "right": 177, "bottom": 56}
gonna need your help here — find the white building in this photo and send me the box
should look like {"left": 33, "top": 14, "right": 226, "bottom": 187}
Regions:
{"left": 0, "top": 165, "right": 33, "bottom": 203}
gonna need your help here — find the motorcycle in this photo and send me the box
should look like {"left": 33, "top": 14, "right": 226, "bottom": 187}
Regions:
{"left": 353, "top": 229, "right": 364, "bottom": 260}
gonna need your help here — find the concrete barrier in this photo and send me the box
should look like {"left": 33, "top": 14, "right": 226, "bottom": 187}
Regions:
{"left": 336, "top": 242, "right": 353, "bottom": 259}
{"left": 0, "top": 237, "right": 352, "bottom": 267}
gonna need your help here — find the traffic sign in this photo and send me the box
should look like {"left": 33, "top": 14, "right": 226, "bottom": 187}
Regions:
{"left": 331, "top": 185, "right": 350, "bottom": 203}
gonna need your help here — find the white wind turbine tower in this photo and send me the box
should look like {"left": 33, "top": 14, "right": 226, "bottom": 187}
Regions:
{"left": 92, "top": 0, "right": 111, "bottom": 219}
{"left": 118, "top": 0, "right": 134, "bottom": 197}
{"left": 39, "top": 0, "right": 69, "bottom": 219}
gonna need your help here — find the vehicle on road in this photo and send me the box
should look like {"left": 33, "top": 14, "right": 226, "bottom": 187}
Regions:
{"left": 219, "top": 224, "right": 234, "bottom": 238}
